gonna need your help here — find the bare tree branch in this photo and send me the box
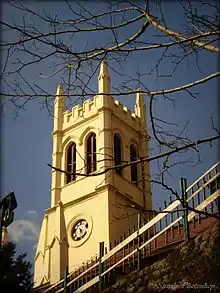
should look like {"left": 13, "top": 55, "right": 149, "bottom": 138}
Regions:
{"left": 48, "top": 134, "right": 219, "bottom": 177}
{"left": 144, "top": 12, "right": 220, "bottom": 53}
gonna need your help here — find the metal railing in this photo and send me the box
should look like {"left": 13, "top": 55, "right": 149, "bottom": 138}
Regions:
{"left": 41, "top": 161, "right": 220, "bottom": 293}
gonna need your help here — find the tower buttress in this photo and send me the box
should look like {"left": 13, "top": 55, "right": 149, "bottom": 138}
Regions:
{"left": 135, "top": 90, "right": 151, "bottom": 209}
{"left": 51, "top": 85, "right": 65, "bottom": 207}
{"left": 97, "top": 61, "right": 112, "bottom": 178}
{"left": 34, "top": 214, "right": 48, "bottom": 284}
{"left": 54, "top": 85, "right": 65, "bottom": 132}
{"left": 50, "top": 201, "right": 68, "bottom": 284}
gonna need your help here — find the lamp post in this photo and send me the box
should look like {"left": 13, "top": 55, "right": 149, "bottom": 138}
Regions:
{"left": 0, "top": 191, "right": 17, "bottom": 249}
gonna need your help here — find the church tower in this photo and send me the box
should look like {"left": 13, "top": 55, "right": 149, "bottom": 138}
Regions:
{"left": 34, "top": 61, "right": 152, "bottom": 287}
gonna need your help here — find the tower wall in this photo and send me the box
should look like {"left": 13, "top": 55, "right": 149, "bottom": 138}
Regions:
{"left": 34, "top": 61, "right": 152, "bottom": 287}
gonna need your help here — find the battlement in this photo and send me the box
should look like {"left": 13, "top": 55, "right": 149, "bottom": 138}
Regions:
{"left": 62, "top": 94, "right": 140, "bottom": 131}
{"left": 109, "top": 98, "right": 141, "bottom": 131}
{"left": 63, "top": 96, "right": 98, "bottom": 129}
{"left": 112, "top": 98, "right": 137, "bottom": 118}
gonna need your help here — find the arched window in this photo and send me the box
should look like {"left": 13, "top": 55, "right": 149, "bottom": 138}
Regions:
{"left": 130, "top": 144, "right": 138, "bottom": 184}
{"left": 86, "top": 132, "right": 96, "bottom": 174}
{"left": 66, "top": 142, "right": 76, "bottom": 184}
{"left": 114, "top": 134, "right": 122, "bottom": 175}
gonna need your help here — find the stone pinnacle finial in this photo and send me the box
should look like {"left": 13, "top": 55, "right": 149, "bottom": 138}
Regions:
{"left": 54, "top": 84, "right": 65, "bottom": 133}
{"left": 56, "top": 84, "right": 64, "bottom": 97}
{"left": 98, "top": 60, "right": 110, "bottom": 94}
{"left": 99, "top": 60, "right": 109, "bottom": 77}
{"left": 135, "top": 89, "right": 146, "bottom": 125}
{"left": 136, "top": 89, "right": 144, "bottom": 105}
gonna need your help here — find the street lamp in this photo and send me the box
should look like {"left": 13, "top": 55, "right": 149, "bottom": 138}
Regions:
{"left": 0, "top": 191, "right": 17, "bottom": 248}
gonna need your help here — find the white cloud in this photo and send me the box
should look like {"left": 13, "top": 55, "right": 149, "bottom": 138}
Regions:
{"left": 27, "top": 210, "right": 38, "bottom": 218}
{"left": 7, "top": 220, "right": 40, "bottom": 243}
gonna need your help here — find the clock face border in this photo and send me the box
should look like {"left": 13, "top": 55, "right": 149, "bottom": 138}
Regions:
{"left": 68, "top": 214, "right": 93, "bottom": 248}
{"left": 72, "top": 219, "right": 89, "bottom": 241}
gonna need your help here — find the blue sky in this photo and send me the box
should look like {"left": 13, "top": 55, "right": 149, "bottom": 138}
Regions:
{"left": 1, "top": 1, "right": 219, "bottom": 265}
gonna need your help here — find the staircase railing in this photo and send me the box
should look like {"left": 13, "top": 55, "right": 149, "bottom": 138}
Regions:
{"left": 42, "top": 161, "right": 220, "bottom": 293}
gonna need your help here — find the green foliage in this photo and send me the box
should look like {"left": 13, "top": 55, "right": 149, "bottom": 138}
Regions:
{"left": 0, "top": 242, "right": 33, "bottom": 293}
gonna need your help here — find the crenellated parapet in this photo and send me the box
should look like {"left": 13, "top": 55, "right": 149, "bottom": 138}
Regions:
{"left": 54, "top": 61, "right": 146, "bottom": 135}
{"left": 110, "top": 98, "right": 141, "bottom": 132}
{"left": 63, "top": 96, "right": 99, "bottom": 129}
{"left": 62, "top": 95, "right": 142, "bottom": 133}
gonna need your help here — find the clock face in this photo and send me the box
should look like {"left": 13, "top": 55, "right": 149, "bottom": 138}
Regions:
{"left": 71, "top": 219, "right": 89, "bottom": 241}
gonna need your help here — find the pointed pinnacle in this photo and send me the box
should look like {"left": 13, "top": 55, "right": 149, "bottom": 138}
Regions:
{"left": 136, "top": 89, "right": 144, "bottom": 105}
{"left": 99, "top": 60, "right": 109, "bottom": 77}
{"left": 56, "top": 84, "right": 64, "bottom": 96}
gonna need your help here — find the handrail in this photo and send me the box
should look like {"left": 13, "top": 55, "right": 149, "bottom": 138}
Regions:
{"left": 42, "top": 162, "right": 219, "bottom": 293}
{"left": 42, "top": 257, "right": 98, "bottom": 293}
{"left": 187, "top": 172, "right": 220, "bottom": 202}
{"left": 73, "top": 166, "right": 219, "bottom": 292}
{"left": 75, "top": 187, "right": 220, "bottom": 292}
{"left": 102, "top": 199, "right": 181, "bottom": 262}
{"left": 102, "top": 216, "right": 182, "bottom": 277}
{"left": 74, "top": 188, "right": 220, "bottom": 293}
{"left": 61, "top": 199, "right": 181, "bottom": 291}
{"left": 73, "top": 199, "right": 184, "bottom": 290}
{"left": 74, "top": 276, "right": 99, "bottom": 293}
{"left": 67, "top": 262, "right": 99, "bottom": 287}
{"left": 186, "top": 161, "right": 219, "bottom": 192}
{"left": 55, "top": 287, "right": 64, "bottom": 293}
{"left": 42, "top": 279, "right": 63, "bottom": 293}
{"left": 188, "top": 189, "right": 219, "bottom": 220}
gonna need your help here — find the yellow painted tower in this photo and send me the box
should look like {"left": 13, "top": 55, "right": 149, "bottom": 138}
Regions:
{"left": 34, "top": 61, "right": 152, "bottom": 287}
